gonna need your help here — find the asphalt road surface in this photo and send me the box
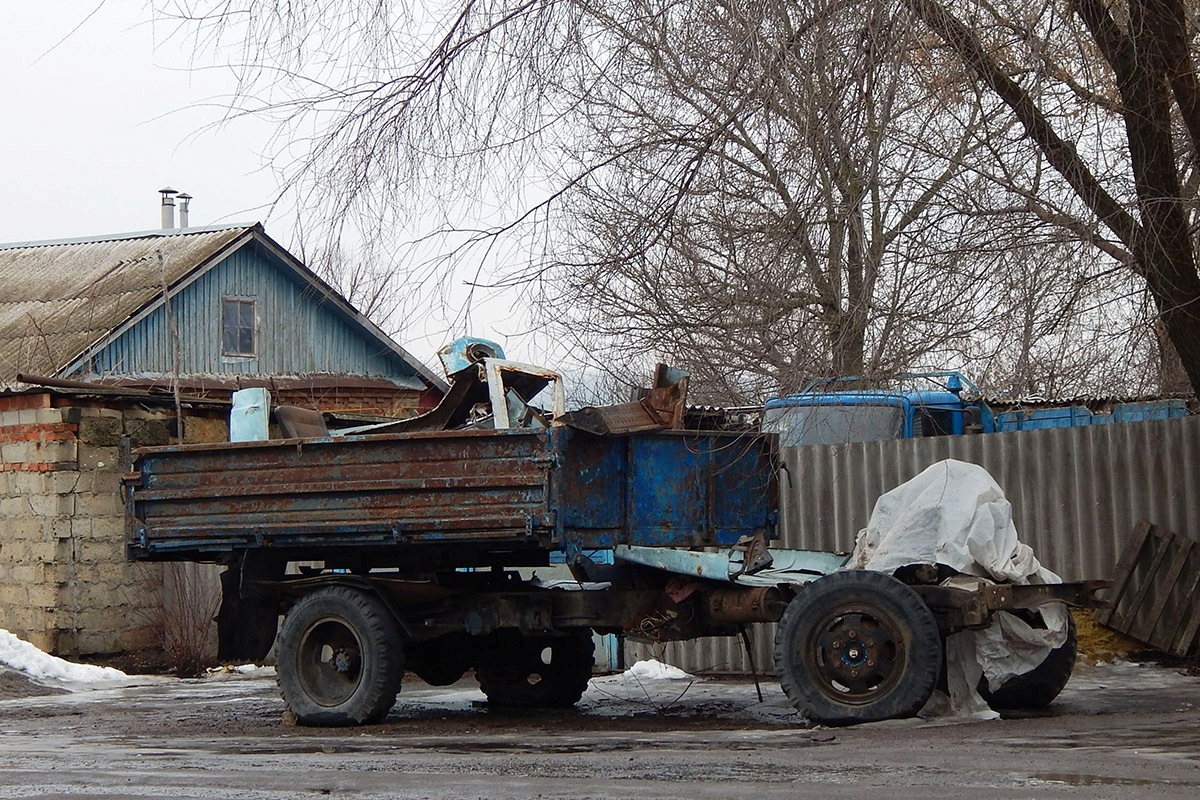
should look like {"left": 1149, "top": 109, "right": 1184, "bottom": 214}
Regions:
{"left": 0, "top": 659, "right": 1197, "bottom": 799}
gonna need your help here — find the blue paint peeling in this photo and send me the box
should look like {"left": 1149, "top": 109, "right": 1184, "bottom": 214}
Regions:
{"left": 127, "top": 427, "right": 778, "bottom": 562}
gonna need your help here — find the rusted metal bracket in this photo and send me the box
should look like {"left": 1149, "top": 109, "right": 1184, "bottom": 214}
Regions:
{"left": 912, "top": 579, "right": 1111, "bottom": 633}
{"left": 731, "top": 533, "right": 773, "bottom": 576}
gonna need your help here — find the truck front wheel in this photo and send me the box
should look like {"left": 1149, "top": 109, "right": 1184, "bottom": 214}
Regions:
{"left": 774, "top": 570, "right": 943, "bottom": 726}
{"left": 476, "top": 629, "right": 594, "bottom": 708}
{"left": 276, "top": 586, "right": 404, "bottom": 726}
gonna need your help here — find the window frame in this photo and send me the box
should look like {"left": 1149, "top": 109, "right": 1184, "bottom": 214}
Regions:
{"left": 221, "top": 296, "right": 258, "bottom": 358}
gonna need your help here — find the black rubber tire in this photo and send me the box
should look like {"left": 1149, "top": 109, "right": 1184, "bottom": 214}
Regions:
{"left": 774, "top": 570, "right": 943, "bottom": 726}
{"left": 276, "top": 586, "right": 404, "bottom": 726}
{"left": 408, "top": 633, "right": 474, "bottom": 687}
{"left": 216, "top": 558, "right": 283, "bottom": 663}
{"left": 979, "top": 609, "right": 1077, "bottom": 710}
{"left": 476, "top": 629, "right": 594, "bottom": 708}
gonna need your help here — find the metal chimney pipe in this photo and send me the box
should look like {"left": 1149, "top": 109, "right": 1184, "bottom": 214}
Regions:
{"left": 177, "top": 193, "right": 192, "bottom": 228}
{"left": 159, "top": 187, "right": 178, "bottom": 229}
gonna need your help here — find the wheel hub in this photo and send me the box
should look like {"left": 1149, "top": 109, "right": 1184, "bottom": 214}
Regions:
{"left": 841, "top": 642, "right": 869, "bottom": 667}
{"left": 296, "top": 619, "right": 365, "bottom": 707}
{"left": 331, "top": 649, "right": 356, "bottom": 673}
{"left": 814, "top": 612, "right": 899, "bottom": 699}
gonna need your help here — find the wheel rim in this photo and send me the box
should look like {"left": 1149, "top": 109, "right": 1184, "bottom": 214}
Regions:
{"left": 806, "top": 607, "right": 904, "bottom": 705}
{"left": 296, "top": 617, "right": 365, "bottom": 707}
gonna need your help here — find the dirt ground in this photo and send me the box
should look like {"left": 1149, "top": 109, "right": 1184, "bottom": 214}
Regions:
{"left": 0, "top": 659, "right": 1197, "bottom": 799}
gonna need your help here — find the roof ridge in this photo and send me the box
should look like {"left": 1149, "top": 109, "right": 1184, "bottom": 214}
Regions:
{"left": 0, "top": 222, "right": 260, "bottom": 251}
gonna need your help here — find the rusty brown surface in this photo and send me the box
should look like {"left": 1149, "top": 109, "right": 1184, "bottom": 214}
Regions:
{"left": 558, "top": 365, "right": 690, "bottom": 436}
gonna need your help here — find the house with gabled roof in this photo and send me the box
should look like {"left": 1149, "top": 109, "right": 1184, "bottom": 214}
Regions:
{"left": 0, "top": 222, "right": 445, "bottom": 413}
{"left": 0, "top": 220, "right": 444, "bottom": 661}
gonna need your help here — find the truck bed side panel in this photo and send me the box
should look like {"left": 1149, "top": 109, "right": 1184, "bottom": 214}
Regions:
{"left": 553, "top": 431, "right": 776, "bottom": 548}
{"left": 127, "top": 429, "right": 553, "bottom": 557}
{"left": 126, "top": 427, "right": 777, "bottom": 562}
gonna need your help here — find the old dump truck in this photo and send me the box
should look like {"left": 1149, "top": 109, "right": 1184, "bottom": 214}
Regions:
{"left": 123, "top": 348, "right": 1107, "bottom": 726}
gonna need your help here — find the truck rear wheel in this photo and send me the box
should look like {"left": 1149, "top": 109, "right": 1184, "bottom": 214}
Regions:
{"left": 276, "top": 586, "right": 404, "bottom": 726}
{"left": 774, "top": 570, "right": 942, "bottom": 726}
{"left": 408, "top": 633, "right": 474, "bottom": 687}
{"left": 979, "top": 609, "right": 1077, "bottom": 710}
{"left": 476, "top": 629, "right": 594, "bottom": 708}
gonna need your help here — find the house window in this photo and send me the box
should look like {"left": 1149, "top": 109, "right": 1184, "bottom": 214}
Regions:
{"left": 222, "top": 297, "right": 257, "bottom": 357}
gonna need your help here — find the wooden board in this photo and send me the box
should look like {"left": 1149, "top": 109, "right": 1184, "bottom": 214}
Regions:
{"left": 1095, "top": 521, "right": 1200, "bottom": 657}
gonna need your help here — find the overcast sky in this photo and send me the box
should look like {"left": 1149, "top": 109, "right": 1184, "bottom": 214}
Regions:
{"left": 0, "top": 4, "right": 285, "bottom": 244}
{"left": 0, "top": 4, "right": 555, "bottom": 366}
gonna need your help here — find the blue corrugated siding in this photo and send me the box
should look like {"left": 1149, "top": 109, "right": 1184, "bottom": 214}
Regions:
{"left": 83, "top": 241, "right": 417, "bottom": 380}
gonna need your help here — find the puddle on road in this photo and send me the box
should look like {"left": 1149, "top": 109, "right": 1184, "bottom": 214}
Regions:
{"left": 198, "top": 726, "right": 834, "bottom": 758}
{"left": 1031, "top": 772, "right": 1200, "bottom": 788}
{"left": 1000, "top": 718, "right": 1200, "bottom": 764}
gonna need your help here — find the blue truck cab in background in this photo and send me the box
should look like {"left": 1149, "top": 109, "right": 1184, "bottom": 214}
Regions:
{"left": 763, "top": 371, "right": 1188, "bottom": 447}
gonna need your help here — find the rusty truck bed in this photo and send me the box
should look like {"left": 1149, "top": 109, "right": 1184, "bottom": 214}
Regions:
{"left": 124, "top": 426, "right": 777, "bottom": 566}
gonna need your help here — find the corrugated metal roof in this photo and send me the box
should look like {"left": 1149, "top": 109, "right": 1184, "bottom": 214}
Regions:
{"left": 0, "top": 225, "right": 253, "bottom": 382}
{"left": 0, "top": 382, "right": 230, "bottom": 408}
{"left": 0, "top": 224, "right": 447, "bottom": 393}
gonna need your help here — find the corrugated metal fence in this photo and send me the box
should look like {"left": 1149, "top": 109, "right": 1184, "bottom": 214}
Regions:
{"left": 627, "top": 415, "right": 1200, "bottom": 674}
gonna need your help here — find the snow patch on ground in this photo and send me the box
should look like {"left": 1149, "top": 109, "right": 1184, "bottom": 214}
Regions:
{"left": 580, "top": 660, "right": 807, "bottom": 722}
{"left": 206, "top": 663, "right": 275, "bottom": 677}
{"left": 621, "top": 659, "right": 692, "bottom": 681}
{"left": 0, "top": 629, "right": 127, "bottom": 686}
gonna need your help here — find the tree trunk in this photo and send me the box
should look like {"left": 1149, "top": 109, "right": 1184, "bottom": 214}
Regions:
{"left": 902, "top": 0, "right": 1200, "bottom": 396}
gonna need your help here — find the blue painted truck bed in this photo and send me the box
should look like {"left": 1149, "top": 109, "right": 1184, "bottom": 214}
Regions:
{"left": 124, "top": 426, "right": 777, "bottom": 564}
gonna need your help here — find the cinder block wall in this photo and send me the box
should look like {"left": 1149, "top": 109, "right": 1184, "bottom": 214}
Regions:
{"left": 0, "top": 392, "right": 228, "bottom": 657}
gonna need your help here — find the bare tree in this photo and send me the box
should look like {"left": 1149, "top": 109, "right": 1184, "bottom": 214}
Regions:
{"left": 898, "top": 0, "right": 1200, "bottom": 394}
{"left": 965, "top": 237, "right": 1160, "bottom": 397}
{"left": 528, "top": 2, "right": 1016, "bottom": 403}
{"left": 156, "top": 0, "right": 1185, "bottom": 398}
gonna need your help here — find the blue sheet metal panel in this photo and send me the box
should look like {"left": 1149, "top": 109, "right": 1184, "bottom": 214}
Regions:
{"left": 550, "top": 429, "right": 776, "bottom": 549}
{"left": 708, "top": 434, "right": 778, "bottom": 540}
{"left": 994, "top": 400, "right": 1187, "bottom": 431}
{"left": 551, "top": 428, "right": 627, "bottom": 545}
{"left": 89, "top": 241, "right": 420, "bottom": 381}
{"left": 1112, "top": 399, "right": 1187, "bottom": 423}
{"left": 626, "top": 435, "right": 706, "bottom": 545}
{"left": 623, "top": 432, "right": 775, "bottom": 547}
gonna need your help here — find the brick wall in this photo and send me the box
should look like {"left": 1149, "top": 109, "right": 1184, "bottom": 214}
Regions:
{"left": 0, "top": 394, "right": 228, "bottom": 658}
{"left": 272, "top": 387, "right": 427, "bottom": 417}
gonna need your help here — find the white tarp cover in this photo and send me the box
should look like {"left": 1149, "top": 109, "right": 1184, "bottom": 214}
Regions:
{"left": 848, "top": 459, "right": 1069, "bottom": 719}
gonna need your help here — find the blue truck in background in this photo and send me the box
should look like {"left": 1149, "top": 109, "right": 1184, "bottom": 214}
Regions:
{"left": 763, "top": 371, "right": 1188, "bottom": 447}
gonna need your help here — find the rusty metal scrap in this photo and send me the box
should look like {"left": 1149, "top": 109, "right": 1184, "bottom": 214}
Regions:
{"left": 558, "top": 363, "right": 690, "bottom": 435}
{"left": 912, "top": 579, "right": 1111, "bottom": 633}
{"left": 556, "top": 399, "right": 666, "bottom": 436}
